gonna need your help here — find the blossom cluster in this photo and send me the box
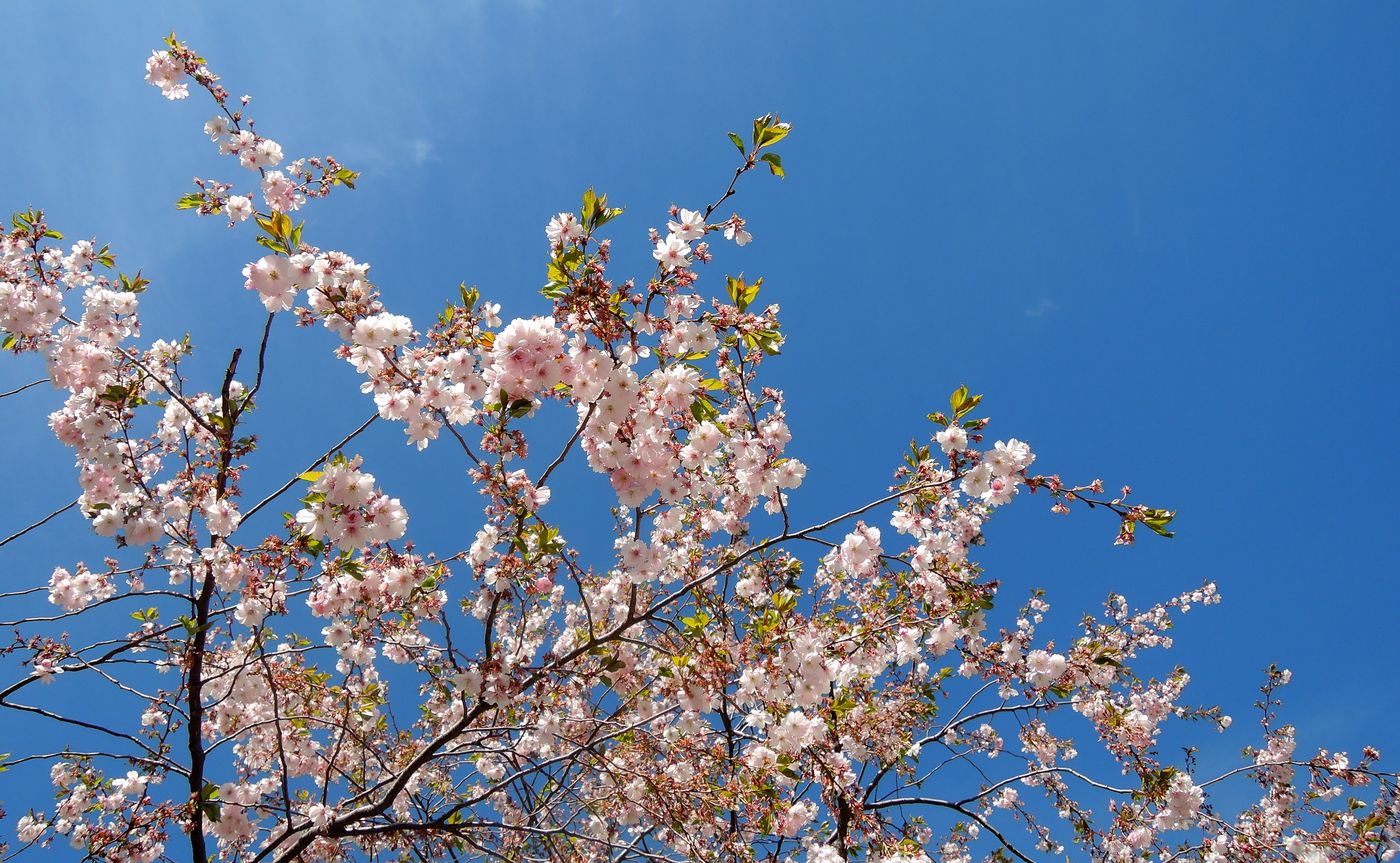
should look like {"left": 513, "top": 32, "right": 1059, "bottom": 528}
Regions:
{"left": 293, "top": 457, "right": 408, "bottom": 551}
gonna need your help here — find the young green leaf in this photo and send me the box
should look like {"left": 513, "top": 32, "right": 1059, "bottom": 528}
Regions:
{"left": 758, "top": 121, "right": 791, "bottom": 148}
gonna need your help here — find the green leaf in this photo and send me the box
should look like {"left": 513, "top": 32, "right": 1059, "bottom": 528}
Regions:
{"left": 177, "top": 615, "right": 210, "bottom": 637}
{"left": 743, "top": 328, "right": 783, "bottom": 356}
{"left": 255, "top": 212, "right": 292, "bottom": 252}
{"left": 201, "top": 781, "right": 222, "bottom": 823}
{"left": 99, "top": 383, "right": 133, "bottom": 405}
{"left": 600, "top": 655, "right": 625, "bottom": 673}
{"left": 298, "top": 470, "right": 324, "bottom": 483}
{"left": 726, "top": 274, "right": 763, "bottom": 311}
{"left": 1142, "top": 508, "right": 1177, "bottom": 539}
{"left": 332, "top": 167, "right": 359, "bottom": 189}
{"left": 954, "top": 392, "right": 982, "bottom": 420}
{"left": 682, "top": 611, "right": 711, "bottom": 636}
{"left": 560, "top": 248, "right": 584, "bottom": 269}
{"left": 741, "top": 275, "right": 761, "bottom": 309}
{"left": 950, "top": 385, "right": 969, "bottom": 416}
{"left": 758, "top": 121, "right": 791, "bottom": 148}
{"left": 176, "top": 192, "right": 205, "bottom": 211}
{"left": 759, "top": 152, "right": 784, "bottom": 178}
{"left": 728, "top": 131, "right": 746, "bottom": 154}
{"left": 117, "top": 271, "right": 150, "bottom": 294}
{"left": 1092, "top": 649, "right": 1123, "bottom": 668}
{"left": 577, "top": 186, "right": 623, "bottom": 231}
{"left": 690, "top": 395, "right": 720, "bottom": 423}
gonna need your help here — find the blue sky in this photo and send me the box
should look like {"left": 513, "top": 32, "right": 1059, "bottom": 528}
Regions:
{"left": 1, "top": 0, "right": 1397, "bottom": 847}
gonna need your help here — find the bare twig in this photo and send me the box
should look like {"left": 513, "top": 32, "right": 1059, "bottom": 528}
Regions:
{"left": 0, "top": 498, "right": 78, "bottom": 549}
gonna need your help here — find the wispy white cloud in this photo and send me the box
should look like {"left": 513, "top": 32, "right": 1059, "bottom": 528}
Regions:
{"left": 336, "top": 136, "right": 436, "bottom": 173}
{"left": 1024, "top": 296, "right": 1057, "bottom": 318}
{"left": 410, "top": 138, "right": 433, "bottom": 166}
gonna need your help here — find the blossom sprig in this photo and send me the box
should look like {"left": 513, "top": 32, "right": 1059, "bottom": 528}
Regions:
{"left": 1026, "top": 472, "right": 1178, "bottom": 545}
{"left": 153, "top": 32, "right": 358, "bottom": 226}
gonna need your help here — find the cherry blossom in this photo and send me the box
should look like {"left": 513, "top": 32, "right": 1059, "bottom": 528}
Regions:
{"left": 652, "top": 233, "right": 692, "bottom": 270}
{"left": 0, "top": 34, "right": 1393, "bottom": 863}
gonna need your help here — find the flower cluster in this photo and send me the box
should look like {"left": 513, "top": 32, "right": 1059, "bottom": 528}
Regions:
{"left": 294, "top": 457, "right": 408, "bottom": 551}
{"left": 47, "top": 563, "right": 114, "bottom": 613}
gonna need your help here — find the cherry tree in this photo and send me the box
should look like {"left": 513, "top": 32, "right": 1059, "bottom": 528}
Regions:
{"left": 0, "top": 35, "right": 1395, "bottom": 863}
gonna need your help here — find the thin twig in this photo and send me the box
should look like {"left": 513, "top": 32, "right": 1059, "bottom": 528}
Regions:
{"left": 0, "top": 499, "right": 78, "bottom": 549}
{"left": 242, "top": 413, "right": 378, "bottom": 522}
{"left": 0, "top": 379, "right": 47, "bottom": 399}
{"left": 536, "top": 402, "right": 595, "bottom": 488}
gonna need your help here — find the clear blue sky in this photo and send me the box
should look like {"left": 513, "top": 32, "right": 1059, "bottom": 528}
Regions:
{"left": 2, "top": 0, "right": 1397, "bottom": 846}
